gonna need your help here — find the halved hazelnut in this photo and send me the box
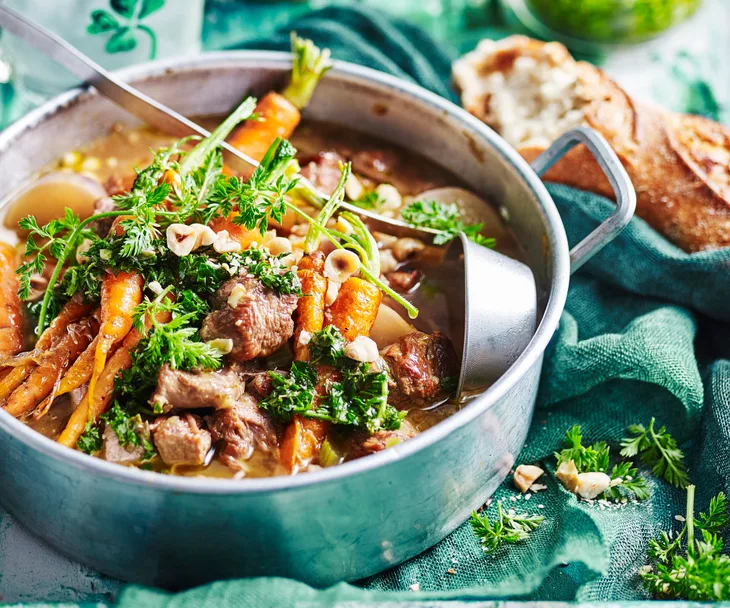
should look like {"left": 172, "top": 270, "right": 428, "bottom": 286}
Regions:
{"left": 213, "top": 230, "right": 242, "bottom": 254}
{"left": 166, "top": 223, "right": 198, "bottom": 257}
{"left": 324, "top": 249, "right": 361, "bottom": 283}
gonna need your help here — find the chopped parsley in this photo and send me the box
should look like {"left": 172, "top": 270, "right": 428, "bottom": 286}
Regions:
{"left": 308, "top": 325, "right": 346, "bottom": 364}
{"left": 260, "top": 326, "right": 405, "bottom": 433}
{"left": 259, "top": 361, "right": 319, "bottom": 419}
{"left": 77, "top": 420, "right": 103, "bottom": 455}
{"left": 401, "top": 200, "right": 496, "bottom": 247}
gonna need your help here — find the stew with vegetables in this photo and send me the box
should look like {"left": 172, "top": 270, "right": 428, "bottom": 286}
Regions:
{"left": 0, "top": 36, "right": 519, "bottom": 478}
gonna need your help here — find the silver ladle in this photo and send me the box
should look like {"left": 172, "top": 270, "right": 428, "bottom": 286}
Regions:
{"left": 0, "top": 6, "right": 634, "bottom": 399}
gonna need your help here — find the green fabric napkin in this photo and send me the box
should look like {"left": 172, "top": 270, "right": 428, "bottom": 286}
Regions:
{"left": 25, "top": 5, "right": 730, "bottom": 606}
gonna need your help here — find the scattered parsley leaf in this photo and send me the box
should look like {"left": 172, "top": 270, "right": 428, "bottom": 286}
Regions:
{"left": 259, "top": 361, "right": 318, "bottom": 420}
{"left": 555, "top": 425, "right": 610, "bottom": 473}
{"left": 620, "top": 418, "right": 689, "bottom": 488}
{"left": 642, "top": 485, "right": 730, "bottom": 600}
{"left": 401, "top": 200, "right": 496, "bottom": 247}
{"left": 77, "top": 420, "right": 103, "bottom": 455}
{"left": 470, "top": 501, "right": 544, "bottom": 553}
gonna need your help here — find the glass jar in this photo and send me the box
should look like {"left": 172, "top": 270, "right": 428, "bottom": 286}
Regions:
{"left": 502, "top": 0, "right": 702, "bottom": 50}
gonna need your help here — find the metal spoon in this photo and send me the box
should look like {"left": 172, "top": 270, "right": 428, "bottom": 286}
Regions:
{"left": 0, "top": 5, "right": 541, "bottom": 396}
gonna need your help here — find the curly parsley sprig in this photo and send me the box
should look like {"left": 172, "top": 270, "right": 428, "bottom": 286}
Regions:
{"left": 620, "top": 418, "right": 689, "bottom": 489}
{"left": 401, "top": 200, "right": 496, "bottom": 247}
{"left": 470, "top": 501, "right": 545, "bottom": 553}
{"left": 641, "top": 485, "right": 730, "bottom": 600}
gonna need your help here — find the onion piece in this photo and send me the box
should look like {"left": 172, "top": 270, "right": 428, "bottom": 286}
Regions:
{"left": 4, "top": 172, "right": 108, "bottom": 237}
{"left": 369, "top": 303, "right": 416, "bottom": 350}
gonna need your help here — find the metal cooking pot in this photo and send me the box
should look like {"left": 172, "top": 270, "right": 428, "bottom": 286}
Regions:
{"left": 0, "top": 53, "right": 635, "bottom": 588}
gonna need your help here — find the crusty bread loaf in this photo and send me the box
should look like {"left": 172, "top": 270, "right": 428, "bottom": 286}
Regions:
{"left": 452, "top": 35, "right": 730, "bottom": 252}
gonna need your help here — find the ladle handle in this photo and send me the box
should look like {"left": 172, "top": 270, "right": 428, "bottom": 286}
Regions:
{"left": 530, "top": 126, "right": 636, "bottom": 274}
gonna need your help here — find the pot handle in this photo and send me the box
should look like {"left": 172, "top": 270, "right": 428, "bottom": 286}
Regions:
{"left": 530, "top": 126, "right": 636, "bottom": 274}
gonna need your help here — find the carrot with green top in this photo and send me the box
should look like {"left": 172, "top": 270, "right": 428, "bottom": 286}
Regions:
{"left": 227, "top": 34, "right": 332, "bottom": 162}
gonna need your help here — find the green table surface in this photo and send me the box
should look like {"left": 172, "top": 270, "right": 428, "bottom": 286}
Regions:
{"left": 0, "top": 0, "right": 728, "bottom": 604}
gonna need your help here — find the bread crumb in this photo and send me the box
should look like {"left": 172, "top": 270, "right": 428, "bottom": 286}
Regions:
{"left": 409, "top": 583, "right": 420, "bottom": 592}
{"left": 447, "top": 568, "right": 456, "bottom": 575}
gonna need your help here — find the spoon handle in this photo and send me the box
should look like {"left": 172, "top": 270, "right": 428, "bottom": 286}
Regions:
{"left": 0, "top": 4, "right": 260, "bottom": 173}
{"left": 0, "top": 5, "right": 440, "bottom": 239}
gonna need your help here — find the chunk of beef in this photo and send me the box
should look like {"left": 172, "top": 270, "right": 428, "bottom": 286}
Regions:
{"left": 201, "top": 277, "right": 298, "bottom": 361}
{"left": 150, "top": 365, "right": 245, "bottom": 413}
{"left": 153, "top": 414, "right": 212, "bottom": 466}
{"left": 381, "top": 331, "right": 459, "bottom": 406}
{"left": 206, "top": 393, "right": 278, "bottom": 469}
{"left": 102, "top": 425, "right": 144, "bottom": 464}
{"left": 245, "top": 372, "right": 274, "bottom": 398}
{"left": 385, "top": 268, "right": 422, "bottom": 293}
{"left": 351, "top": 149, "right": 399, "bottom": 182}
{"left": 299, "top": 151, "right": 346, "bottom": 196}
{"left": 349, "top": 420, "right": 418, "bottom": 459}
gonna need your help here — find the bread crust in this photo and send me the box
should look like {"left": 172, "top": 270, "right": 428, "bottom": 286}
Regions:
{"left": 454, "top": 36, "right": 730, "bottom": 252}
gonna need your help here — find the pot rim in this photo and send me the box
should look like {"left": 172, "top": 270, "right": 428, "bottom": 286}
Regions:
{"left": 0, "top": 51, "right": 570, "bottom": 494}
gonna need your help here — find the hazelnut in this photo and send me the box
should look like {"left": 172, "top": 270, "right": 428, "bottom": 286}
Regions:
{"left": 166, "top": 223, "right": 198, "bottom": 257}
{"left": 392, "top": 237, "right": 425, "bottom": 262}
{"left": 379, "top": 249, "right": 397, "bottom": 274}
{"left": 213, "top": 230, "right": 242, "bottom": 254}
{"left": 75, "top": 238, "right": 94, "bottom": 264}
{"left": 266, "top": 236, "right": 293, "bottom": 256}
{"left": 344, "top": 336, "right": 380, "bottom": 363}
{"left": 325, "top": 279, "right": 340, "bottom": 306}
{"left": 324, "top": 249, "right": 361, "bottom": 283}
{"left": 345, "top": 173, "right": 364, "bottom": 201}
{"left": 207, "top": 338, "right": 233, "bottom": 355}
{"left": 375, "top": 183, "right": 402, "bottom": 211}
{"left": 556, "top": 460, "right": 579, "bottom": 493}
{"left": 513, "top": 464, "right": 544, "bottom": 493}
{"left": 575, "top": 472, "right": 611, "bottom": 500}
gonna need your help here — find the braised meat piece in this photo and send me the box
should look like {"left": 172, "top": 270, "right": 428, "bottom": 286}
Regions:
{"left": 385, "top": 268, "right": 422, "bottom": 293}
{"left": 349, "top": 420, "right": 418, "bottom": 459}
{"left": 299, "top": 151, "right": 346, "bottom": 195}
{"left": 351, "top": 149, "right": 399, "bottom": 182}
{"left": 206, "top": 393, "right": 278, "bottom": 469}
{"left": 150, "top": 365, "right": 245, "bottom": 413}
{"left": 201, "top": 277, "right": 298, "bottom": 361}
{"left": 245, "top": 372, "right": 274, "bottom": 398}
{"left": 381, "top": 331, "right": 459, "bottom": 406}
{"left": 153, "top": 414, "right": 212, "bottom": 466}
{"left": 103, "top": 425, "right": 144, "bottom": 464}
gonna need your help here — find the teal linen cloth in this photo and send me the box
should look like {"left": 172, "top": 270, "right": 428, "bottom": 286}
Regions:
{"left": 113, "top": 7, "right": 730, "bottom": 604}
{"left": 8, "top": 5, "right": 730, "bottom": 606}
